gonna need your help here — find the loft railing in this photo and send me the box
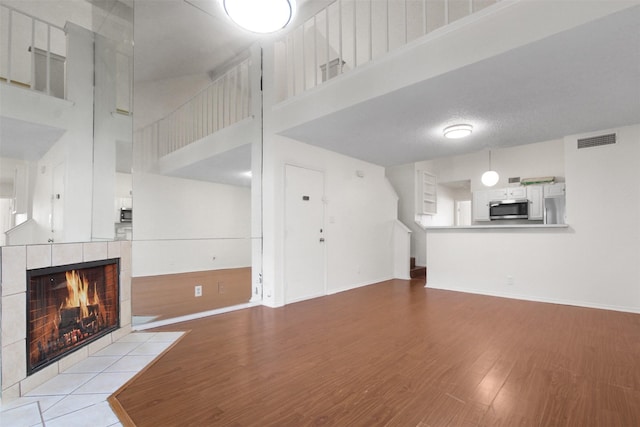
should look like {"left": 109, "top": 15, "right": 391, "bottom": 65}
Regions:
{"left": 274, "top": 0, "right": 500, "bottom": 102}
{"left": 0, "top": 4, "right": 133, "bottom": 111}
{"left": 0, "top": 4, "right": 67, "bottom": 98}
{"left": 135, "top": 57, "right": 252, "bottom": 172}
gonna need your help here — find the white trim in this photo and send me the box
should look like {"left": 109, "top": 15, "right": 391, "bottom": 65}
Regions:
{"left": 425, "top": 283, "right": 640, "bottom": 315}
{"left": 131, "top": 301, "right": 262, "bottom": 331}
{"left": 327, "top": 275, "right": 395, "bottom": 296}
{"left": 285, "top": 292, "right": 326, "bottom": 305}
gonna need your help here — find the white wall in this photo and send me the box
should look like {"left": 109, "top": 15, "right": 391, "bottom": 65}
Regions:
{"left": 133, "top": 73, "right": 212, "bottom": 130}
{"left": 30, "top": 142, "right": 65, "bottom": 243}
{"left": 0, "top": 23, "right": 96, "bottom": 244}
{"left": 92, "top": 34, "right": 133, "bottom": 241}
{"left": 386, "top": 163, "right": 426, "bottom": 265}
{"left": 261, "top": 136, "right": 399, "bottom": 307}
{"left": 115, "top": 172, "right": 132, "bottom": 210}
{"left": 422, "top": 185, "right": 456, "bottom": 227}
{"left": 426, "top": 124, "right": 640, "bottom": 313}
{"left": 387, "top": 139, "right": 564, "bottom": 266}
{"left": 131, "top": 172, "right": 251, "bottom": 277}
{"left": 416, "top": 138, "right": 565, "bottom": 192}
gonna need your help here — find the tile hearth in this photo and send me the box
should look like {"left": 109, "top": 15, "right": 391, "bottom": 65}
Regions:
{"left": 0, "top": 331, "right": 184, "bottom": 427}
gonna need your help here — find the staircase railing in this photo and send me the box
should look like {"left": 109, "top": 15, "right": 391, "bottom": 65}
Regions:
{"left": 274, "top": 0, "right": 500, "bottom": 102}
{"left": 134, "top": 57, "right": 253, "bottom": 172}
{"left": 0, "top": 4, "right": 67, "bottom": 98}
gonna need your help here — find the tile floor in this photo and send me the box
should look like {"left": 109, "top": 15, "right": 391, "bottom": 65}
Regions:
{"left": 0, "top": 331, "right": 184, "bottom": 427}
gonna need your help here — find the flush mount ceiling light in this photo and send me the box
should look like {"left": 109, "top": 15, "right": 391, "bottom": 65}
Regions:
{"left": 443, "top": 124, "right": 473, "bottom": 139}
{"left": 223, "top": 0, "right": 295, "bottom": 33}
{"left": 481, "top": 150, "right": 500, "bottom": 187}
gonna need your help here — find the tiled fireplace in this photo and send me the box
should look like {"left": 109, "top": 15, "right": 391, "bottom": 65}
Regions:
{"left": 0, "top": 241, "right": 132, "bottom": 401}
{"left": 27, "top": 259, "right": 120, "bottom": 375}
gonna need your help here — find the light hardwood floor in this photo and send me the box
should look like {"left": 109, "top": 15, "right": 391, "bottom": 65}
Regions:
{"left": 132, "top": 267, "right": 251, "bottom": 321}
{"left": 111, "top": 279, "right": 640, "bottom": 426}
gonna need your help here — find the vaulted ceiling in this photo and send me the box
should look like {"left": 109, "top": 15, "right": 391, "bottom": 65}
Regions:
{"left": 137, "top": 1, "right": 640, "bottom": 171}
{"left": 281, "top": 5, "right": 640, "bottom": 166}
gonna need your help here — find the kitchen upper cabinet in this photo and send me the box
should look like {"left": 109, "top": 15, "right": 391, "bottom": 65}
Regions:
{"left": 507, "top": 187, "right": 527, "bottom": 199}
{"left": 472, "top": 190, "right": 490, "bottom": 221}
{"left": 416, "top": 170, "right": 437, "bottom": 215}
{"left": 487, "top": 188, "right": 508, "bottom": 201}
{"left": 487, "top": 187, "right": 527, "bottom": 201}
{"left": 527, "top": 185, "right": 543, "bottom": 220}
{"left": 474, "top": 185, "right": 543, "bottom": 222}
{"left": 544, "top": 182, "right": 566, "bottom": 197}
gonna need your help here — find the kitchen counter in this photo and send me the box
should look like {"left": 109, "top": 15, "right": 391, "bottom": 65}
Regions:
{"left": 424, "top": 224, "right": 569, "bottom": 230}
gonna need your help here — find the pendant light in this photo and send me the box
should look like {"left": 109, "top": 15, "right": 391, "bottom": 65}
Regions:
{"left": 223, "top": 0, "right": 295, "bottom": 34}
{"left": 481, "top": 150, "right": 499, "bottom": 187}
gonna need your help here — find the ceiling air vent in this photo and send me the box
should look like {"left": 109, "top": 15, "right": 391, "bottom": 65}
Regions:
{"left": 577, "top": 133, "right": 616, "bottom": 149}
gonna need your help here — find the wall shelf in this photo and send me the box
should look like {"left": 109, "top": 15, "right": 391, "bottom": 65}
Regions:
{"left": 416, "top": 170, "right": 437, "bottom": 215}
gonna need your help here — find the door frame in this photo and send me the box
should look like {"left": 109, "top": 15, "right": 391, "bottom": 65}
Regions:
{"left": 283, "top": 163, "right": 327, "bottom": 304}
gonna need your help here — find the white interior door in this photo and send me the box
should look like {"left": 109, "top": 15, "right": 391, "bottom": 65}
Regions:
{"left": 456, "top": 200, "right": 472, "bottom": 226}
{"left": 284, "top": 165, "right": 325, "bottom": 303}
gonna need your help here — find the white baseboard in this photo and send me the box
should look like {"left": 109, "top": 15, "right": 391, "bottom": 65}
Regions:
{"left": 425, "top": 283, "right": 640, "bottom": 314}
{"left": 327, "top": 275, "right": 395, "bottom": 296}
{"left": 132, "top": 301, "right": 262, "bottom": 330}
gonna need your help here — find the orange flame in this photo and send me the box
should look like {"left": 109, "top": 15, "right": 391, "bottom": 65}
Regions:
{"left": 63, "top": 270, "right": 100, "bottom": 319}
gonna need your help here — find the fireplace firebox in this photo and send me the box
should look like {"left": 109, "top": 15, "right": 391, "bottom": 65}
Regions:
{"left": 26, "top": 259, "right": 120, "bottom": 374}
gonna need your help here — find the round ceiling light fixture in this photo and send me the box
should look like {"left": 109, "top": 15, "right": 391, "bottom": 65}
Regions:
{"left": 443, "top": 124, "right": 473, "bottom": 139}
{"left": 223, "top": 0, "right": 295, "bottom": 34}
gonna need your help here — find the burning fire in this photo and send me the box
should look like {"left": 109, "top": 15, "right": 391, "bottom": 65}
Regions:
{"left": 29, "top": 263, "right": 118, "bottom": 374}
{"left": 63, "top": 270, "right": 101, "bottom": 317}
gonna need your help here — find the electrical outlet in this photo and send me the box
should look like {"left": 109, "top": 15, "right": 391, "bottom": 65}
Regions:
{"left": 218, "top": 282, "right": 225, "bottom": 294}
{"left": 507, "top": 276, "right": 514, "bottom": 286}
{"left": 194, "top": 285, "right": 202, "bottom": 297}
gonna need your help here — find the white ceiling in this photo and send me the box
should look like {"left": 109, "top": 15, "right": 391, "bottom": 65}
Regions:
{"left": 164, "top": 143, "right": 252, "bottom": 186}
{"left": 281, "top": 5, "right": 640, "bottom": 166}
{"left": 135, "top": 0, "right": 639, "bottom": 180}
{"left": 133, "top": 0, "right": 329, "bottom": 186}
{"left": 133, "top": 0, "right": 253, "bottom": 83}
{"left": 0, "top": 117, "right": 66, "bottom": 161}
{"left": 3, "top": 2, "right": 638, "bottom": 187}
{"left": 134, "top": 0, "right": 329, "bottom": 84}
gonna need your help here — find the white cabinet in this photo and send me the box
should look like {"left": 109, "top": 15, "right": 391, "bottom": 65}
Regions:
{"left": 487, "top": 188, "right": 508, "bottom": 201}
{"left": 416, "top": 170, "right": 437, "bottom": 215}
{"left": 472, "top": 190, "right": 490, "bottom": 221}
{"left": 486, "top": 187, "right": 526, "bottom": 201}
{"left": 544, "top": 183, "right": 565, "bottom": 197}
{"left": 471, "top": 182, "right": 566, "bottom": 224}
{"left": 473, "top": 185, "right": 537, "bottom": 222}
{"left": 507, "top": 187, "right": 527, "bottom": 199}
{"left": 526, "top": 185, "right": 543, "bottom": 220}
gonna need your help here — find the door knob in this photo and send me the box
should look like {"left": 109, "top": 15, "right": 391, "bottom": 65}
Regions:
{"left": 319, "top": 238, "right": 325, "bottom": 242}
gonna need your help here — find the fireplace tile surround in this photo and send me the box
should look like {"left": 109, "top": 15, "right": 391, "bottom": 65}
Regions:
{"left": 1, "top": 241, "right": 132, "bottom": 402}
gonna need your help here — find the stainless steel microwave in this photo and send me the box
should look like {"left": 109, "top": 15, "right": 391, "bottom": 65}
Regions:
{"left": 489, "top": 199, "right": 528, "bottom": 220}
{"left": 120, "top": 208, "right": 132, "bottom": 223}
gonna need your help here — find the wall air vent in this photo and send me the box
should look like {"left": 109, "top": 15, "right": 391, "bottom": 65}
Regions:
{"left": 577, "top": 133, "right": 616, "bottom": 149}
